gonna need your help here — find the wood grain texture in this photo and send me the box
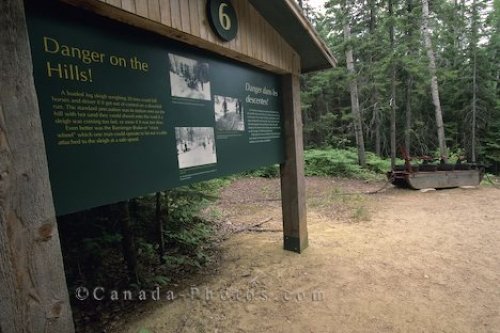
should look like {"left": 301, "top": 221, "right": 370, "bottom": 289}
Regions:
{"left": 147, "top": 0, "right": 160, "bottom": 21}
{"left": 169, "top": 0, "right": 181, "bottom": 30}
{"left": 280, "top": 74, "right": 308, "bottom": 253}
{"left": 231, "top": 0, "right": 241, "bottom": 51}
{"left": 121, "top": 0, "right": 136, "bottom": 13}
{"left": 106, "top": 0, "right": 121, "bottom": 6}
{"left": 135, "top": 0, "right": 148, "bottom": 16}
{"left": 75, "top": 0, "right": 300, "bottom": 74}
{"left": 187, "top": 0, "right": 200, "bottom": 37}
{"left": 197, "top": 0, "right": 208, "bottom": 40}
{"left": 179, "top": 0, "right": 190, "bottom": 33}
{"left": 0, "top": 0, "right": 75, "bottom": 331}
{"left": 158, "top": 0, "right": 171, "bottom": 25}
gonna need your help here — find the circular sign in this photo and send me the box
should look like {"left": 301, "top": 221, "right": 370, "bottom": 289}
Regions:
{"left": 207, "top": 0, "right": 238, "bottom": 42}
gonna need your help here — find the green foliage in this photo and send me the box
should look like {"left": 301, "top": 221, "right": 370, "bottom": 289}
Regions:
{"left": 60, "top": 179, "right": 233, "bottom": 332}
{"left": 301, "top": 0, "right": 498, "bottom": 172}
{"left": 243, "top": 164, "right": 280, "bottom": 178}
{"left": 304, "top": 148, "right": 393, "bottom": 180}
{"left": 243, "top": 149, "right": 395, "bottom": 181}
{"left": 163, "top": 216, "right": 213, "bottom": 260}
{"left": 59, "top": 178, "right": 231, "bottom": 298}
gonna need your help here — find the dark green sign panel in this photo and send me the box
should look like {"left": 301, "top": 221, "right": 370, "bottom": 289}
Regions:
{"left": 25, "top": 2, "right": 284, "bottom": 216}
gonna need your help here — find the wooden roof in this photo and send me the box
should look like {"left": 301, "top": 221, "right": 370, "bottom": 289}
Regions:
{"left": 249, "top": 0, "right": 337, "bottom": 72}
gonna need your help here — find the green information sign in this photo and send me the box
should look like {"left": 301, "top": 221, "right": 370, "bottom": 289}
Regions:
{"left": 25, "top": 2, "right": 284, "bottom": 216}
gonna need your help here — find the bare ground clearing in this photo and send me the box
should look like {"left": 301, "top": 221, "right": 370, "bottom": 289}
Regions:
{"left": 114, "top": 177, "right": 500, "bottom": 333}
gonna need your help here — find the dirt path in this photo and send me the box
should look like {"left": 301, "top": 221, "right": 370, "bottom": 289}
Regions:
{"left": 117, "top": 178, "right": 500, "bottom": 333}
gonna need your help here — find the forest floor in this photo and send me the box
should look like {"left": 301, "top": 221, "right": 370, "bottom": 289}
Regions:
{"left": 112, "top": 177, "right": 500, "bottom": 333}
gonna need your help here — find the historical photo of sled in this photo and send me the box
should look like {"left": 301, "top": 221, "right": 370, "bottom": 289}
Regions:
{"left": 214, "top": 95, "right": 245, "bottom": 131}
{"left": 169, "top": 54, "right": 211, "bottom": 100}
{"left": 175, "top": 127, "right": 217, "bottom": 169}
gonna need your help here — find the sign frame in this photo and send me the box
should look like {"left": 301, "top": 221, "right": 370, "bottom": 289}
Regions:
{"left": 25, "top": 1, "right": 284, "bottom": 216}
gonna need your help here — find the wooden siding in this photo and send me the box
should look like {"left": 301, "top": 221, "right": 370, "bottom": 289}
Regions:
{"left": 63, "top": 0, "right": 300, "bottom": 74}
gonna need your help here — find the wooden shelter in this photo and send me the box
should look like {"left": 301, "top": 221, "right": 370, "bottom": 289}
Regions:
{"left": 0, "top": 0, "right": 335, "bottom": 331}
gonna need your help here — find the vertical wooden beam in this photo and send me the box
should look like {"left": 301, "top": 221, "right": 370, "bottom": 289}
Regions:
{"left": 280, "top": 73, "right": 308, "bottom": 253}
{"left": 0, "top": 0, "right": 75, "bottom": 332}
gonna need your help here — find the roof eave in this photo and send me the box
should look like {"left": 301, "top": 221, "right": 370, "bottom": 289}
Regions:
{"left": 248, "top": 0, "right": 337, "bottom": 73}
{"left": 283, "top": 0, "right": 337, "bottom": 72}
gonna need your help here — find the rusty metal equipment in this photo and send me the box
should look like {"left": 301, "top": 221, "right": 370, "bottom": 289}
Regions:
{"left": 387, "top": 148, "right": 485, "bottom": 190}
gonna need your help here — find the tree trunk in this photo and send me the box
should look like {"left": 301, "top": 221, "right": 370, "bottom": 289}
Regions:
{"left": 452, "top": 0, "right": 459, "bottom": 67}
{"left": 343, "top": 3, "right": 366, "bottom": 167}
{"left": 405, "top": 0, "right": 414, "bottom": 154}
{"left": 155, "top": 192, "right": 165, "bottom": 263}
{"left": 405, "top": 76, "right": 413, "bottom": 154}
{"left": 117, "top": 201, "right": 140, "bottom": 285}
{"left": 389, "top": 0, "right": 397, "bottom": 168}
{"left": 390, "top": 71, "right": 397, "bottom": 167}
{"left": 470, "top": 0, "right": 478, "bottom": 162}
{"left": 374, "top": 100, "right": 381, "bottom": 157}
{"left": 0, "top": 0, "right": 75, "bottom": 331}
{"left": 471, "top": 48, "right": 477, "bottom": 162}
{"left": 422, "top": 0, "right": 448, "bottom": 160}
{"left": 494, "top": 71, "right": 499, "bottom": 102}
{"left": 369, "top": 0, "right": 381, "bottom": 157}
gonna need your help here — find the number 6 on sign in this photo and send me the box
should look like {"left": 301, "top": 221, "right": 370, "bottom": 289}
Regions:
{"left": 207, "top": 0, "right": 238, "bottom": 41}
{"left": 218, "top": 3, "right": 231, "bottom": 30}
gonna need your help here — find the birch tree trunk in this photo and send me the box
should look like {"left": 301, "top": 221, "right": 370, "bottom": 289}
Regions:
{"left": 343, "top": 1, "right": 366, "bottom": 167}
{"left": 422, "top": 0, "right": 448, "bottom": 160}
{"left": 0, "top": 0, "right": 75, "bottom": 331}
{"left": 470, "top": 0, "right": 479, "bottom": 162}
{"left": 389, "top": 0, "right": 397, "bottom": 168}
{"left": 471, "top": 48, "right": 477, "bottom": 162}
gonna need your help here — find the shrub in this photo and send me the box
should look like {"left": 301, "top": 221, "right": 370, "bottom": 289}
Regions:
{"left": 244, "top": 149, "right": 394, "bottom": 180}
{"left": 304, "top": 148, "right": 391, "bottom": 180}
{"left": 243, "top": 164, "right": 280, "bottom": 178}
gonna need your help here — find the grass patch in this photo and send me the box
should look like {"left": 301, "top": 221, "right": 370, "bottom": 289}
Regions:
{"left": 307, "top": 187, "right": 371, "bottom": 223}
{"left": 482, "top": 173, "right": 500, "bottom": 187}
{"left": 351, "top": 206, "right": 371, "bottom": 222}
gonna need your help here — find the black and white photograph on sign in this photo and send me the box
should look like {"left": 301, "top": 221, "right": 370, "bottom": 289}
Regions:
{"left": 175, "top": 127, "right": 217, "bottom": 169}
{"left": 214, "top": 95, "right": 245, "bottom": 131}
{"left": 169, "top": 54, "right": 211, "bottom": 100}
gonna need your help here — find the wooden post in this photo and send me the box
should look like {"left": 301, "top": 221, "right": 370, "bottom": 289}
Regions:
{"left": 0, "top": 0, "right": 75, "bottom": 331}
{"left": 280, "top": 74, "right": 308, "bottom": 253}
